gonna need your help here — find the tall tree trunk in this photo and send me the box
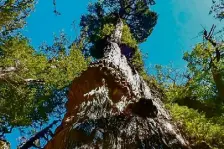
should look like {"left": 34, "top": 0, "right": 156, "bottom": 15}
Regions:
{"left": 44, "top": 20, "right": 191, "bottom": 149}
{"left": 110, "top": 19, "right": 123, "bottom": 43}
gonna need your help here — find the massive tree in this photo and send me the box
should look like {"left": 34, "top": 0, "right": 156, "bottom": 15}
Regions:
{"left": 44, "top": 1, "right": 192, "bottom": 148}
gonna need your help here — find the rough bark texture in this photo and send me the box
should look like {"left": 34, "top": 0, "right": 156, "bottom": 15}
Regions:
{"left": 45, "top": 21, "right": 190, "bottom": 149}
{"left": 0, "top": 140, "right": 10, "bottom": 149}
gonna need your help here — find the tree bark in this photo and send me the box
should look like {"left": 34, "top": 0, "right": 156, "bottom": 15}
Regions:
{"left": 44, "top": 20, "right": 190, "bottom": 149}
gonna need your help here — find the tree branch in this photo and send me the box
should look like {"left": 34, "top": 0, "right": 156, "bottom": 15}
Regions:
{"left": 203, "top": 25, "right": 223, "bottom": 62}
{"left": 19, "top": 120, "right": 59, "bottom": 149}
{"left": 0, "top": 67, "right": 45, "bottom": 84}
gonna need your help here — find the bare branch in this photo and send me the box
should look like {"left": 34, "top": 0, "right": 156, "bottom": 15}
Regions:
{"left": 203, "top": 25, "right": 223, "bottom": 62}
{"left": 19, "top": 120, "right": 59, "bottom": 149}
{"left": 0, "top": 67, "right": 45, "bottom": 84}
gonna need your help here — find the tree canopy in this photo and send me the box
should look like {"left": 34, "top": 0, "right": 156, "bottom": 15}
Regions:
{"left": 81, "top": 0, "right": 157, "bottom": 42}
{"left": 80, "top": 0, "right": 157, "bottom": 58}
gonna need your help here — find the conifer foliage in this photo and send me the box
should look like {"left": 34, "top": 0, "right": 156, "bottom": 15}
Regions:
{"left": 0, "top": 0, "right": 88, "bottom": 140}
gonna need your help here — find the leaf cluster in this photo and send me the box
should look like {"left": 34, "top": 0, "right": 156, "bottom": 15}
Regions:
{"left": 0, "top": 0, "right": 34, "bottom": 41}
{"left": 167, "top": 104, "right": 224, "bottom": 149}
{"left": 152, "top": 42, "right": 224, "bottom": 148}
{"left": 80, "top": 0, "right": 157, "bottom": 57}
{"left": 0, "top": 35, "right": 88, "bottom": 137}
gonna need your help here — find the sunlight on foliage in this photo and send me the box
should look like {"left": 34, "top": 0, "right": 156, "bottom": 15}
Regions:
{"left": 167, "top": 104, "right": 224, "bottom": 149}
{"left": 0, "top": 35, "right": 88, "bottom": 136}
{"left": 0, "top": 0, "right": 34, "bottom": 40}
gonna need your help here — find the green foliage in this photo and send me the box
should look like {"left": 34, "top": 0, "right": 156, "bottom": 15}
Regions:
{"left": 155, "top": 41, "right": 224, "bottom": 105}
{"left": 121, "top": 23, "right": 138, "bottom": 49}
{"left": 153, "top": 42, "right": 224, "bottom": 148}
{"left": 98, "top": 0, "right": 157, "bottom": 43}
{"left": 100, "top": 23, "right": 115, "bottom": 39}
{"left": 153, "top": 62, "right": 224, "bottom": 115}
{"left": 80, "top": 0, "right": 155, "bottom": 79}
{"left": 131, "top": 49, "right": 144, "bottom": 72}
{"left": 89, "top": 22, "right": 139, "bottom": 60}
{"left": 0, "top": 35, "right": 88, "bottom": 136}
{"left": 0, "top": 0, "right": 34, "bottom": 40}
{"left": 0, "top": 0, "right": 154, "bottom": 146}
{"left": 166, "top": 104, "right": 224, "bottom": 149}
{"left": 88, "top": 23, "right": 115, "bottom": 58}
{"left": 121, "top": 23, "right": 145, "bottom": 74}
{"left": 183, "top": 42, "right": 224, "bottom": 101}
{"left": 80, "top": 0, "right": 157, "bottom": 56}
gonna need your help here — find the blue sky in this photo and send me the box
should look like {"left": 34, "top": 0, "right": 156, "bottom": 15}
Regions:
{"left": 143, "top": 0, "right": 223, "bottom": 68}
{"left": 21, "top": 0, "right": 222, "bottom": 68}
{"left": 7, "top": 0, "right": 223, "bottom": 148}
